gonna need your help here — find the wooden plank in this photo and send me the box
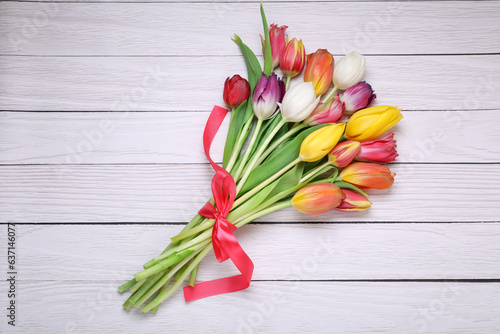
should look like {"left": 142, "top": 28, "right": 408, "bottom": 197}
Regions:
{"left": 2, "top": 280, "right": 499, "bottom": 333}
{"left": 1, "top": 2, "right": 499, "bottom": 55}
{"left": 1, "top": 164, "right": 499, "bottom": 223}
{"left": 1, "top": 110, "right": 498, "bottom": 164}
{"left": 1, "top": 223, "right": 499, "bottom": 281}
{"left": 1, "top": 55, "right": 499, "bottom": 111}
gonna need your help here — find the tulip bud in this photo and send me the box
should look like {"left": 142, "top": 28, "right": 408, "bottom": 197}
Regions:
{"left": 345, "top": 105, "right": 402, "bottom": 142}
{"left": 299, "top": 123, "right": 346, "bottom": 162}
{"left": 223, "top": 75, "right": 251, "bottom": 109}
{"left": 332, "top": 51, "right": 366, "bottom": 90}
{"left": 261, "top": 24, "right": 288, "bottom": 69}
{"left": 281, "top": 82, "right": 320, "bottom": 122}
{"left": 280, "top": 38, "right": 306, "bottom": 78}
{"left": 328, "top": 140, "right": 361, "bottom": 168}
{"left": 340, "top": 81, "right": 376, "bottom": 114}
{"left": 292, "top": 183, "right": 346, "bottom": 215}
{"left": 335, "top": 189, "right": 371, "bottom": 212}
{"left": 339, "top": 162, "right": 395, "bottom": 190}
{"left": 356, "top": 133, "right": 398, "bottom": 163}
{"left": 304, "top": 49, "right": 334, "bottom": 96}
{"left": 253, "top": 73, "right": 285, "bottom": 120}
{"left": 303, "top": 94, "right": 345, "bottom": 126}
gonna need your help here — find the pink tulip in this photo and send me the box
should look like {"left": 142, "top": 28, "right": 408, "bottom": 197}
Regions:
{"left": 335, "top": 189, "right": 372, "bottom": 212}
{"left": 356, "top": 133, "right": 398, "bottom": 163}
{"left": 303, "top": 94, "right": 345, "bottom": 126}
{"left": 261, "top": 24, "right": 288, "bottom": 69}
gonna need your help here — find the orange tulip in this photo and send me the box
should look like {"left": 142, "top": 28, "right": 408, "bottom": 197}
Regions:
{"left": 292, "top": 183, "right": 345, "bottom": 215}
{"left": 339, "top": 162, "right": 395, "bottom": 189}
{"left": 303, "top": 49, "right": 334, "bottom": 96}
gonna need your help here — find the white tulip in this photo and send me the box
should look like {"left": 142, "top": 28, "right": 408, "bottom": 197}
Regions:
{"left": 281, "top": 82, "right": 321, "bottom": 122}
{"left": 332, "top": 51, "right": 366, "bottom": 90}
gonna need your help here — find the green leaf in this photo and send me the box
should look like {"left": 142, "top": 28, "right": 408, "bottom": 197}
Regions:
{"left": 223, "top": 100, "right": 248, "bottom": 168}
{"left": 228, "top": 162, "right": 304, "bottom": 221}
{"left": 232, "top": 34, "right": 262, "bottom": 90}
{"left": 239, "top": 124, "right": 327, "bottom": 194}
{"left": 265, "top": 162, "right": 304, "bottom": 200}
{"left": 260, "top": 2, "right": 273, "bottom": 76}
{"left": 334, "top": 181, "right": 369, "bottom": 198}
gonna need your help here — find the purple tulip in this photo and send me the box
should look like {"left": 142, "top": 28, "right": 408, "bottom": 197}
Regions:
{"left": 252, "top": 73, "right": 284, "bottom": 119}
{"left": 340, "top": 81, "right": 376, "bottom": 114}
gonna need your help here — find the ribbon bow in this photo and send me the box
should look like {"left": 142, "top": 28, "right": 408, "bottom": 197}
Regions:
{"left": 183, "top": 105, "right": 254, "bottom": 302}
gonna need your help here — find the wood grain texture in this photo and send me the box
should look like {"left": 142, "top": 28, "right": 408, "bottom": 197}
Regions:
{"left": 1, "top": 55, "right": 499, "bottom": 111}
{"left": 1, "top": 164, "right": 499, "bottom": 223}
{"left": 1, "top": 0, "right": 499, "bottom": 331}
{"left": 1, "top": 110, "right": 499, "bottom": 164}
{"left": 0, "top": 281, "right": 498, "bottom": 333}
{"left": 1, "top": 2, "right": 499, "bottom": 55}
{"left": 1, "top": 223, "right": 498, "bottom": 281}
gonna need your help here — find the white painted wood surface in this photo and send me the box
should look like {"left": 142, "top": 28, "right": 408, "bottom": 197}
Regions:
{"left": 1, "top": 0, "right": 500, "bottom": 333}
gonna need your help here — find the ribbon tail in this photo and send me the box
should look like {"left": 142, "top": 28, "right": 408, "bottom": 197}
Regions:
{"left": 183, "top": 225, "right": 254, "bottom": 302}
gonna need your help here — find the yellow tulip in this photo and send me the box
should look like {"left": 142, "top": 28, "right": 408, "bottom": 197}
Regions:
{"left": 299, "top": 123, "right": 346, "bottom": 162}
{"left": 345, "top": 105, "right": 402, "bottom": 142}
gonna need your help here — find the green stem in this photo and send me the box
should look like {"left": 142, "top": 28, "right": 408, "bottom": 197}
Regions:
{"left": 232, "top": 119, "right": 263, "bottom": 181}
{"left": 189, "top": 264, "right": 200, "bottom": 287}
{"left": 135, "top": 249, "right": 196, "bottom": 282}
{"left": 254, "top": 123, "right": 307, "bottom": 167}
{"left": 170, "top": 219, "right": 215, "bottom": 243}
{"left": 232, "top": 157, "right": 302, "bottom": 209}
{"left": 118, "top": 278, "right": 137, "bottom": 293}
{"left": 236, "top": 118, "right": 287, "bottom": 195}
{"left": 234, "top": 201, "right": 292, "bottom": 229}
{"left": 284, "top": 76, "right": 291, "bottom": 91}
{"left": 142, "top": 244, "right": 213, "bottom": 312}
{"left": 299, "top": 161, "right": 330, "bottom": 183}
{"left": 322, "top": 86, "right": 338, "bottom": 103}
{"left": 133, "top": 247, "right": 204, "bottom": 309}
{"left": 226, "top": 116, "right": 254, "bottom": 173}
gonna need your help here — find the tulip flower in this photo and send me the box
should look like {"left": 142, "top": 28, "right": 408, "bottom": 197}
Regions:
{"left": 253, "top": 73, "right": 285, "bottom": 119}
{"left": 328, "top": 140, "right": 361, "bottom": 168}
{"left": 281, "top": 82, "right": 320, "bottom": 122}
{"left": 303, "top": 94, "right": 345, "bottom": 126}
{"left": 356, "top": 132, "right": 398, "bottom": 163}
{"left": 292, "top": 183, "right": 346, "bottom": 215}
{"left": 332, "top": 51, "right": 366, "bottom": 90}
{"left": 223, "top": 75, "right": 251, "bottom": 109}
{"left": 345, "top": 105, "right": 402, "bottom": 142}
{"left": 280, "top": 38, "right": 306, "bottom": 78}
{"left": 304, "top": 49, "right": 334, "bottom": 96}
{"left": 261, "top": 24, "right": 288, "bottom": 69}
{"left": 339, "top": 162, "right": 395, "bottom": 189}
{"left": 299, "top": 123, "right": 346, "bottom": 162}
{"left": 341, "top": 81, "right": 376, "bottom": 114}
{"left": 335, "top": 189, "right": 371, "bottom": 212}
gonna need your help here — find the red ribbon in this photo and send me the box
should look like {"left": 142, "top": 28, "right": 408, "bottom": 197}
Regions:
{"left": 183, "top": 105, "right": 254, "bottom": 302}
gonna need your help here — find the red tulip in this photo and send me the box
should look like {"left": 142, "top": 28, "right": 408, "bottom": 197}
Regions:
{"left": 223, "top": 75, "right": 251, "bottom": 109}
{"left": 280, "top": 38, "right": 306, "bottom": 78}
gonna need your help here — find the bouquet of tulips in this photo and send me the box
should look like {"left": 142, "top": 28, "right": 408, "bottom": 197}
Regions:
{"left": 119, "top": 3, "right": 402, "bottom": 313}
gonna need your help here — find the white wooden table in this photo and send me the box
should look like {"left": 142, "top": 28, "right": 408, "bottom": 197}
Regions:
{"left": 1, "top": 0, "right": 500, "bottom": 333}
